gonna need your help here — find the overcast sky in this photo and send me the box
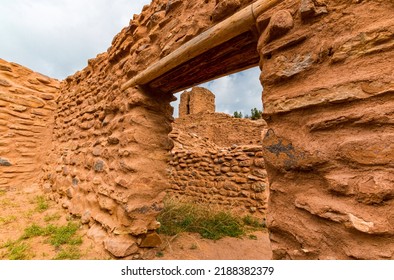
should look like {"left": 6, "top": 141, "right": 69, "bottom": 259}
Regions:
{"left": 0, "top": 0, "right": 263, "bottom": 117}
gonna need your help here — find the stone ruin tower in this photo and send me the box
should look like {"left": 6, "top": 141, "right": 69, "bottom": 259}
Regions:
{"left": 178, "top": 87, "right": 215, "bottom": 117}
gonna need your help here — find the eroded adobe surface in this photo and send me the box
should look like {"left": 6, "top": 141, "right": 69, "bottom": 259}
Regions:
{"left": 257, "top": 0, "right": 394, "bottom": 259}
{"left": 169, "top": 116, "right": 269, "bottom": 218}
{"left": 174, "top": 112, "right": 265, "bottom": 146}
{"left": 0, "top": 59, "right": 60, "bottom": 189}
{"left": 179, "top": 87, "right": 216, "bottom": 117}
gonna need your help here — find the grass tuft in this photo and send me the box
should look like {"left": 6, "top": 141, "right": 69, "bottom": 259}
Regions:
{"left": 0, "top": 215, "right": 17, "bottom": 225}
{"left": 4, "top": 241, "right": 30, "bottom": 260}
{"left": 157, "top": 197, "right": 263, "bottom": 240}
{"left": 35, "top": 195, "right": 49, "bottom": 212}
{"left": 44, "top": 213, "right": 61, "bottom": 222}
{"left": 53, "top": 246, "right": 81, "bottom": 260}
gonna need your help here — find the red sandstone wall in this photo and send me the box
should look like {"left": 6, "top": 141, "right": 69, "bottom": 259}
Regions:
{"left": 0, "top": 59, "right": 59, "bottom": 189}
{"left": 178, "top": 87, "right": 216, "bottom": 117}
{"left": 257, "top": 0, "right": 394, "bottom": 259}
{"left": 174, "top": 112, "right": 266, "bottom": 147}
{"left": 168, "top": 128, "right": 268, "bottom": 217}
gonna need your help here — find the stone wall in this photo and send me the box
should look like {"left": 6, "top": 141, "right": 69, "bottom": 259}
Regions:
{"left": 0, "top": 59, "right": 59, "bottom": 189}
{"left": 257, "top": 0, "right": 394, "bottom": 259}
{"left": 178, "top": 87, "right": 215, "bottom": 117}
{"left": 2, "top": 0, "right": 392, "bottom": 260}
{"left": 168, "top": 128, "right": 268, "bottom": 217}
{"left": 39, "top": 0, "right": 258, "bottom": 258}
{"left": 174, "top": 112, "right": 266, "bottom": 147}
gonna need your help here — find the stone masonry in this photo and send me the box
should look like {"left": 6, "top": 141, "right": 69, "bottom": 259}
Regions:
{"left": 168, "top": 127, "right": 268, "bottom": 217}
{"left": 257, "top": 0, "right": 394, "bottom": 259}
{"left": 0, "top": 0, "right": 392, "bottom": 260}
{"left": 178, "top": 87, "right": 216, "bottom": 117}
{"left": 0, "top": 59, "right": 60, "bottom": 189}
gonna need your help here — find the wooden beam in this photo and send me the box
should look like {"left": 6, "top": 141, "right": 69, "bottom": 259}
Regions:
{"left": 148, "top": 31, "right": 260, "bottom": 93}
{"left": 121, "top": 0, "right": 283, "bottom": 91}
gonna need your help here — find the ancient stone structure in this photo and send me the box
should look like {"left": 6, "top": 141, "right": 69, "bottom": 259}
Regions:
{"left": 174, "top": 112, "right": 265, "bottom": 146}
{"left": 38, "top": 0, "right": 260, "bottom": 258}
{"left": 168, "top": 127, "right": 268, "bottom": 217}
{"left": 257, "top": 0, "right": 394, "bottom": 259}
{"left": 1, "top": 0, "right": 392, "bottom": 260}
{"left": 178, "top": 87, "right": 215, "bottom": 117}
{"left": 0, "top": 59, "right": 59, "bottom": 189}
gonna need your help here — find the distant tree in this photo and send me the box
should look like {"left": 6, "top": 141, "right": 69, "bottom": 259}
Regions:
{"left": 233, "top": 111, "right": 243, "bottom": 118}
{"left": 250, "top": 108, "right": 262, "bottom": 120}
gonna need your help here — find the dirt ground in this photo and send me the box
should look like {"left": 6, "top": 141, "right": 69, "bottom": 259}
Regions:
{"left": 0, "top": 184, "right": 272, "bottom": 260}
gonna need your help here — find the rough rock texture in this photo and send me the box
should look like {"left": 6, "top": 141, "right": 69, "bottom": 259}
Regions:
{"left": 0, "top": 59, "right": 59, "bottom": 189}
{"left": 174, "top": 112, "right": 266, "bottom": 147}
{"left": 257, "top": 0, "right": 394, "bottom": 259}
{"left": 179, "top": 87, "right": 215, "bottom": 118}
{"left": 168, "top": 127, "right": 268, "bottom": 217}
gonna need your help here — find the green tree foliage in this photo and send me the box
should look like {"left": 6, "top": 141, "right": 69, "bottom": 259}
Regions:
{"left": 250, "top": 108, "right": 262, "bottom": 120}
{"left": 233, "top": 111, "right": 243, "bottom": 118}
{"left": 234, "top": 108, "right": 262, "bottom": 120}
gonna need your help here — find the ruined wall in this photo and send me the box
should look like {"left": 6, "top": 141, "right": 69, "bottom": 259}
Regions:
{"left": 0, "top": 59, "right": 59, "bottom": 189}
{"left": 168, "top": 128, "right": 268, "bottom": 217}
{"left": 178, "top": 87, "right": 215, "bottom": 117}
{"left": 175, "top": 112, "right": 266, "bottom": 146}
{"left": 41, "top": 0, "right": 258, "bottom": 258}
{"left": 257, "top": 0, "right": 394, "bottom": 259}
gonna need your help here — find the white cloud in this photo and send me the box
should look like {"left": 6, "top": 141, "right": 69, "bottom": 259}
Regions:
{"left": 0, "top": 0, "right": 151, "bottom": 79}
{"left": 1, "top": 1, "right": 263, "bottom": 118}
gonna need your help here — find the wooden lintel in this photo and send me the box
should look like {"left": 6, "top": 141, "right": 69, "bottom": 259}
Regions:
{"left": 121, "top": 0, "right": 283, "bottom": 92}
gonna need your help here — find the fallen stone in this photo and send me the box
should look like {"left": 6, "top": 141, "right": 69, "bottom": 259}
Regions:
{"left": 104, "top": 237, "right": 139, "bottom": 258}
{"left": 140, "top": 232, "right": 162, "bottom": 248}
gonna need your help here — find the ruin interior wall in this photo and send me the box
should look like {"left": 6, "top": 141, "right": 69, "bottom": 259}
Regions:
{"left": 174, "top": 112, "right": 266, "bottom": 146}
{"left": 0, "top": 59, "right": 60, "bottom": 189}
{"left": 257, "top": 0, "right": 394, "bottom": 259}
{"left": 168, "top": 127, "right": 268, "bottom": 217}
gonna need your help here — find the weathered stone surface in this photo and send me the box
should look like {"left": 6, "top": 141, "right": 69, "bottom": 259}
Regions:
{"left": 140, "top": 232, "right": 162, "bottom": 248}
{"left": 169, "top": 112, "right": 268, "bottom": 217}
{"left": 104, "top": 236, "right": 139, "bottom": 258}
{"left": 211, "top": 0, "right": 241, "bottom": 22}
{"left": 0, "top": 157, "right": 12, "bottom": 166}
{"left": 179, "top": 87, "right": 215, "bottom": 118}
{"left": 0, "top": 58, "right": 59, "bottom": 189}
{"left": 258, "top": 0, "right": 394, "bottom": 260}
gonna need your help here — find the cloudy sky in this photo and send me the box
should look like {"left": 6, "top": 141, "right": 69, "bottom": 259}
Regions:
{"left": 0, "top": 0, "right": 263, "bottom": 117}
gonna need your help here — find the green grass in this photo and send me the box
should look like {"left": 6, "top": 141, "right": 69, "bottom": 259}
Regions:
{"left": 2, "top": 241, "right": 30, "bottom": 260}
{"left": 53, "top": 246, "right": 81, "bottom": 260}
{"left": 2, "top": 221, "right": 83, "bottom": 260}
{"left": 157, "top": 198, "right": 263, "bottom": 240}
{"left": 35, "top": 195, "right": 49, "bottom": 212}
{"left": 44, "top": 213, "right": 61, "bottom": 222}
{"left": 0, "top": 215, "right": 17, "bottom": 225}
{"left": 22, "top": 222, "right": 82, "bottom": 247}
